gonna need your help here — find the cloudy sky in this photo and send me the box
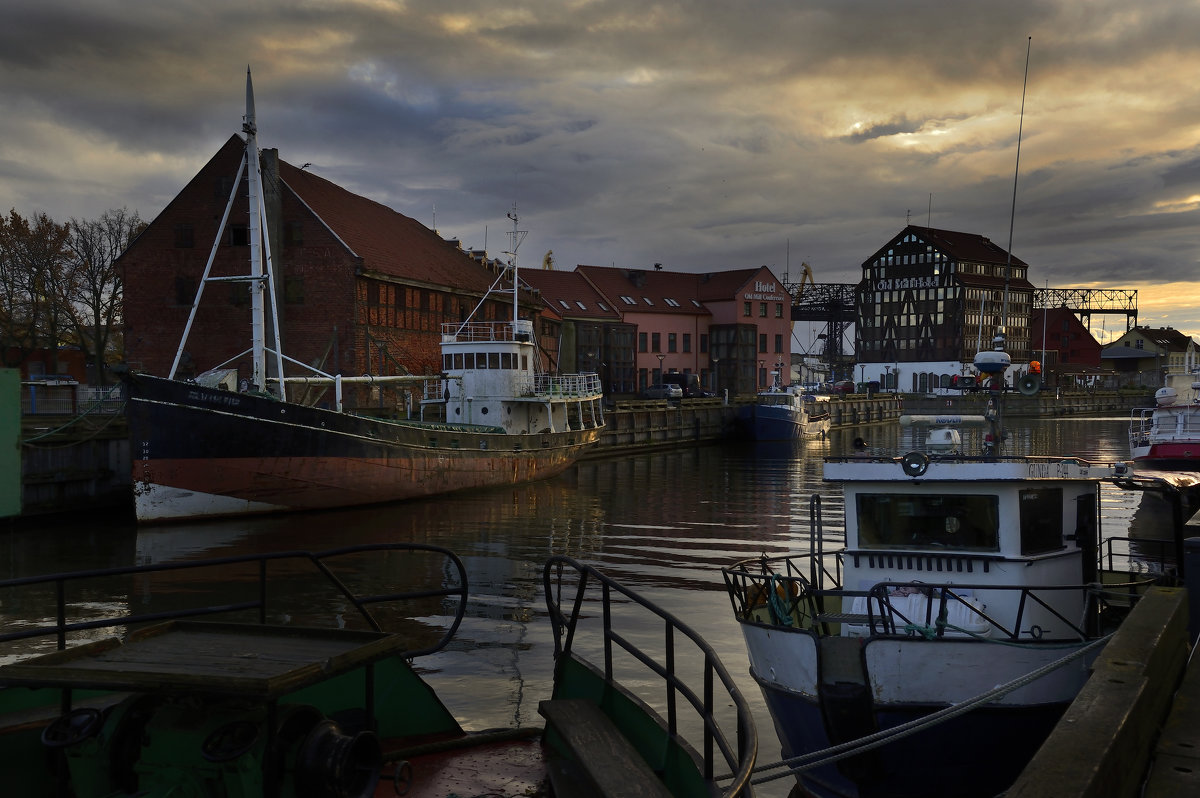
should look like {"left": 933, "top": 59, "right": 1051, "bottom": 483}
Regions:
{"left": 3, "top": 0, "right": 1199, "bottom": 341}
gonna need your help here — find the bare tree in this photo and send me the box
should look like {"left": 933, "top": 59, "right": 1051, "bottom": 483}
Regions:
{"left": 0, "top": 209, "right": 72, "bottom": 372}
{"left": 64, "top": 208, "right": 144, "bottom": 384}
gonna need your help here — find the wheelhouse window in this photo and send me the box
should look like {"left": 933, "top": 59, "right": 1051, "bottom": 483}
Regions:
{"left": 855, "top": 493, "right": 1000, "bottom": 552}
{"left": 1019, "top": 488, "right": 1065, "bottom": 554}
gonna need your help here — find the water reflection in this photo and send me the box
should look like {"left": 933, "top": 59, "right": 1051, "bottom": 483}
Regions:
{"left": 0, "top": 417, "right": 1159, "bottom": 797}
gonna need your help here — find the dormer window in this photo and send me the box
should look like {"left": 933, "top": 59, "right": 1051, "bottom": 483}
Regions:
{"left": 620, "top": 295, "right": 637, "bottom": 305}
{"left": 642, "top": 297, "right": 654, "bottom": 305}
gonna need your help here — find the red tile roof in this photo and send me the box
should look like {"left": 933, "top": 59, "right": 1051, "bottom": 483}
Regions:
{"left": 575, "top": 265, "right": 722, "bottom": 315}
{"left": 277, "top": 157, "right": 496, "bottom": 293}
{"left": 519, "top": 270, "right": 624, "bottom": 320}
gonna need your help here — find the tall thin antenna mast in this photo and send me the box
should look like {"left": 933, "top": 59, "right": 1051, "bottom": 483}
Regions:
{"left": 999, "top": 36, "right": 1031, "bottom": 348}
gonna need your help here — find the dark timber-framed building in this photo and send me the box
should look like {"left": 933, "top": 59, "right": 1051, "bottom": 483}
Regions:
{"left": 855, "top": 226, "right": 1036, "bottom": 393}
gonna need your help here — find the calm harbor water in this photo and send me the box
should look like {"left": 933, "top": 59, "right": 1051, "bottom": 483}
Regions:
{"left": 1, "top": 416, "right": 1173, "bottom": 796}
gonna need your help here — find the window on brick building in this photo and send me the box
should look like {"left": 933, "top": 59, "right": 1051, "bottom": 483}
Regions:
{"left": 175, "top": 277, "right": 196, "bottom": 306}
{"left": 174, "top": 223, "right": 193, "bottom": 248}
{"left": 668, "top": 333, "right": 677, "bottom": 353}
{"left": 639, "top": 332, "right": 647, "bottom": 352}
{"left": 228, "top": 225, "right": 249, "bottom": 247}
{"left": 285, "top": 276, "right": 304, "bottom": 304}
{"left": 683, "top": 333, "right": 691, "bottom": 353}
{"left": 651, "top": 332, "right": 661, "bottom": 353}
{"left": 774, "top": 334, "right": 783, "bottom": 353}
{"left": 284, "top": 221, "right": 303, "bottom": 247}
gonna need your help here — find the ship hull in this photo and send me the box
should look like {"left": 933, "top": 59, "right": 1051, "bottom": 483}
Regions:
{"left": 750, "top": 405, "right": 829, "bottom": 441}
{"left": 755, "top": 675, "right": 1064, "bottom": 798}
{"left": 127, "top": 373, "right": 600, "bottom": 522}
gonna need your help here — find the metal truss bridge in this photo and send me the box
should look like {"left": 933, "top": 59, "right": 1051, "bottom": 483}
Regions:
{"left": 785, "top": 281, "right": 1139, "bottom": 368}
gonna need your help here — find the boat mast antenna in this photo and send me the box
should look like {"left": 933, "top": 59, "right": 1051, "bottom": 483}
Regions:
{"left": 999, "top": 36, "right": 1031, "bottom": 351}
{"left": 503, "top": 206, "right": 527, "bottom": 325}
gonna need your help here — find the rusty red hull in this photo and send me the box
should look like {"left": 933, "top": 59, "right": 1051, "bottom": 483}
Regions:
{"left": 126, "top": 373, "right": 599, "bottom": 523}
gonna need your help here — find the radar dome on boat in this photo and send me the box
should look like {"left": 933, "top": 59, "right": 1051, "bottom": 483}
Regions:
{"left": 1156, "top": 387, "right": 1179, "bottom": 407}
{"left": 973, "top": 350, "right": 1011, "bottom": 375}
{"left": 926, "top": 428, "right": 961, "bottom": 452}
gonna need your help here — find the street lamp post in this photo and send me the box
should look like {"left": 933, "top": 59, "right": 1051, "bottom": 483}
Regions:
{"left": 656, "top": 353, "right": 665, "bottom": 382}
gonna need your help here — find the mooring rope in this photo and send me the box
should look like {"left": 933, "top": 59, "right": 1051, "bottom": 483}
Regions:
{"left": 720, "top": 631, "right": 1112, "bottom": 786}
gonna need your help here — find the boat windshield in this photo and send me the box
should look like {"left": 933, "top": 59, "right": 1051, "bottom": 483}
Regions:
{"left": 760, "top": 394, "right": 795, "bottom": 406}
{"left": 855, "top": 493, "right": 1000, "bottom": 552}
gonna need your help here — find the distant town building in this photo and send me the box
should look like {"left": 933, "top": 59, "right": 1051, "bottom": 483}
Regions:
{"left": 1101, "top": 326, "right": 1198, "bottom": 388}
{"left": 565, "top": 265, "right": 791, "bottom": 396}
{"left": 119, "top": 137, "right": 550, "bottom": 411}
{"left": 855, "top": 226, "right": 1036, "bottom": 393}
{"left": 120, "top": 134, "right": 793, "bottom": 406}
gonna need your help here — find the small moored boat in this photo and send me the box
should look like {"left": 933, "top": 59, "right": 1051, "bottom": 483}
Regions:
{"left": 0, "top": 543, "right": 755, "bottom": 797}
{"left": 1129, "top": 382, "right": 1200, "bottom": 472}
{"left": 746, "top": 363, "right": 831, "bottom": 442}
{"left": 722, "top": 350, "right": 1162, "bottom": 797}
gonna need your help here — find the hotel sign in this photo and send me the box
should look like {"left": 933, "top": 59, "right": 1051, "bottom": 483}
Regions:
{"left": 744, "top": 281, "right": 787, "bottom": 301}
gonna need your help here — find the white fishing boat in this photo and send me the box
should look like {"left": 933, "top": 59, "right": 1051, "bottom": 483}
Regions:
{"left": 721, "top": 346, "right": 1158, "bottom": 797}
{"left": 1129, "top": 382, "right": 1200, "bottom": 472}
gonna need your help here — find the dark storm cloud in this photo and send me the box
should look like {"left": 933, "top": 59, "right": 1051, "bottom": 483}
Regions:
{"left": 1, "top": 0, "right": 1199, "bottom": 332}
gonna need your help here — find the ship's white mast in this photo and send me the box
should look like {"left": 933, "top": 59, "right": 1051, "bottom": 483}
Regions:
{"left": 504, "top": 207, "right": 527, "bottom": 325}
{"left": 245, "top": 70, "right": 267, "bottom": 391}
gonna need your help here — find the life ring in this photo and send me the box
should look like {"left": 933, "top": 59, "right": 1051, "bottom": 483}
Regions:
{"left": 901, "top": 451, "right": 930, "bottom": 477}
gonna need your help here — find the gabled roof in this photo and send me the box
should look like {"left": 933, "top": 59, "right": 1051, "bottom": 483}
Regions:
{"left": 1127, "top": 326, "right": 1196, "bottom": 351}
{"left": 576, "top": 265, "right": 715, "bottom": 315}
{"left": 520, "top": 270, "right": 623, "bottom": 321}
{"left": 1101, "top": 345, "right": 1155, "bottom": 360}
{"left": 869, "top": 225, "right": 1030, "bottom": 268}
{"left": 277, "top": 157, "right": 496, "bottom": 294}
{"left": 696, "top": 268, "right": 763, "bottom": 301}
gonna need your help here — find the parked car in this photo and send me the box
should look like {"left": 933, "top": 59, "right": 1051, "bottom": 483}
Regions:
{"left": 660, "top": 372, "right": 711, "bottom": 398}
{"left": 641, "top": 383, "right": 684, "bottom": 400}
{"left": 831, "top": 380, "right": 855, "bottom": 394}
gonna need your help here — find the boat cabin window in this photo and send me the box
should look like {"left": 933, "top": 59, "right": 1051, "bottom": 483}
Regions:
{"left": 464, "top": 353, "right": 476, "bottom": 369}
{"left": 1019, "top": 488, "right": 1065, "bottom": 555}
{"left": 488, "top": 353, "right": 500, "bottom": 369}
{"left": 855, "top": 493, "right": 1000, "bottom": 552}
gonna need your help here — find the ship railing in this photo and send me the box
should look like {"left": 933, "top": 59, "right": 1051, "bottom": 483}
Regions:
{"left": 0, "top": 544, "right": 469, "bottom": 662}
{"left": 420, "top": 373, "right": 603, "bottom": 401}
{"left": 529, "top": 372, "right": 603, "bottom": 398}
{"left": 1129, "top": 408, "right": 1154, "bottom": 444}
{"left": 441, "top": 321, "right": 523, "bottom": 343}
{"left": 1101, "top": 535, "right": 1180, "bottom": 584}
{"left": 721, "top": 556, "right": 1156, "bottom": 642}
{"left": 545, "top": 555, "right": 757, "bottom": 797}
